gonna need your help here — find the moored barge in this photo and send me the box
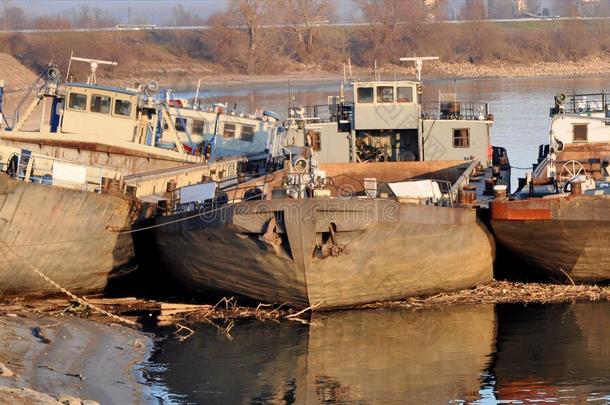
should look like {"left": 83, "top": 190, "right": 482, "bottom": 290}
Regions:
{"left": 491, "top": 90, "right": 610, "bottom": 283}
{"left": 148, "top": 161, "right": 495, "bottom": 309}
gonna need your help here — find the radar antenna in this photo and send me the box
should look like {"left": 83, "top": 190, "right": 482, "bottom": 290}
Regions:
{"left": 66, "top": 54, "right": 118, "bottom": 84}
{"left": 399, "top": 56, "right": 439, "bottom": 81}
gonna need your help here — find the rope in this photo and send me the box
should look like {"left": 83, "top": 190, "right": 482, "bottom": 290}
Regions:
{"left": 2, "top": 241, "right": 138, "bottom": 327}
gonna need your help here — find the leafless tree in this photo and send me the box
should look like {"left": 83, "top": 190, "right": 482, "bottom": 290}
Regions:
{"left": 357, "top": 0, "right": 427, "bottom": 64}
{"left": 280, "top": 0, "right": 334, "bottom": 63}
{"left": 171, "top": 4, "right": 206, "bottom": 26}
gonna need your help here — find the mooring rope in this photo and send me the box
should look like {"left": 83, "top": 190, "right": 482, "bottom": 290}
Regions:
{"left": 2, "top": 241, "right": 138, "bottom": 327}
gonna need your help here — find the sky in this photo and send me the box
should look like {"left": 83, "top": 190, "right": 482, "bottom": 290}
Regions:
{"left": 12, "top": 0, "right": 364, "bottom": 25}
{"left": 13, "top": 0, "right": 230, "bottom": 24}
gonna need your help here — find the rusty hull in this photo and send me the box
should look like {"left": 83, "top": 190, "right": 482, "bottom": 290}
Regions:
{"left": 491, "top": 195, "right": 610, "bottom": 282}
{"left": 150, "top": 196, "right": 494, "bottom": 309}
{"left": 0, "top": 174, "right": 136, "bottom": 296}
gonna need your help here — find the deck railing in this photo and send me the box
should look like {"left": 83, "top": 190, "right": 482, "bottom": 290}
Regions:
{"left": 1, "top": 151, "right": 119, "bottom": 193}
{"left": 421, "top": 101, "right": 490, "bottom": 120}
{"left": 552, "top": 92, "right": 610, "bottom": 115}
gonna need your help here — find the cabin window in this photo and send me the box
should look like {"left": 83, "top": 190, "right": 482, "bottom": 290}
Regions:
{"left": 174, "top": 117, "right": 187, "bottom": 132}
{"left": 192, "top": 119, "right": 205, "bottom": 136}
{"left": 376, "top": 86, "right": 394, "bottom": 103}
{"left": 223, "top": 123, "right": 236, "bottom": 139}
{"left": 573, "top": 123, "right": 588, "bottom": 142}
{"left": 357, "top": 87, "right": 374, "bottom": 103}
{"left": 453, "top": 129, "right": 470, "bottom": 148}
{"left": 90, "top": 94, "right": 111, "bottom": 114}
{"left": 397, "top": 86, "right": 414, "bottom": 103}
{"left": 241, "top": 125, "right": 254, "bottom": 142}
{"left": 68, "top": 93, "right": 87, "bottom": 110}
{"left": 307, "top": 129, "right": 321, "bottom": 151}
{"left": 114, "top": 99, "right": 132, "bottom": 117}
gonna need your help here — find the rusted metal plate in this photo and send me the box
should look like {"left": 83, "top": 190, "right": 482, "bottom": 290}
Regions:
{"left": 491, "top": 199, "right": 553, "bottom": 220}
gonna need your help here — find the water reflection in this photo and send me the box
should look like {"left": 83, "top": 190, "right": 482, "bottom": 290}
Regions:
{"left": 492, "top": 302, "right": 610, "bottom": 404}
{"left": 149, "top": 302, "right": 610, "bottom": 404}
{"left": 150, "top": 305, "right": 496, "bottom": 404}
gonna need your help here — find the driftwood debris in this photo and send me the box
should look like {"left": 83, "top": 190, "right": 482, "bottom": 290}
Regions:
{"left": 4, "top": 281, "right": 610, "bottom": 336}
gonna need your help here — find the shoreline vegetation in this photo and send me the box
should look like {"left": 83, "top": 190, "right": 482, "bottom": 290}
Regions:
{"left": 2, "top": 1, "right": 610, "bottom": 90}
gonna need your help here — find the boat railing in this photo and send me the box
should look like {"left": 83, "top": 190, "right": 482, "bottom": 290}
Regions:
{"left": 552, "top": 92, "right": 610, "bottom": 115}
{"left": 326, "top": 173, "right": 456, "bottom": 206}
{"left": 1, "top": 151, "right": 120, "bottom": 194}
{"left": 171, "top": 171, "right": 274, "bottom": 214}
{"left": 288, "top": 102, "right": 354, "bottom": 124}
{"left": 421, "top": 101, "right": 490, "bottom": 121}
{"left": 8, "top": 73, "right": 46, "bottom": 129}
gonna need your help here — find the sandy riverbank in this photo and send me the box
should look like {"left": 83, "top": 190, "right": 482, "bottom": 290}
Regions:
{"left": 0, "top": 311, "right": 152, "bottom": 404}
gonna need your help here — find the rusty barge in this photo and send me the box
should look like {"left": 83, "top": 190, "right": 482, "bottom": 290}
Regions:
{"left": 491, "top": 91, "right": 610, "bottom": 283}
{"left": 148, "top": 161, "right": 495, "bottom": 309}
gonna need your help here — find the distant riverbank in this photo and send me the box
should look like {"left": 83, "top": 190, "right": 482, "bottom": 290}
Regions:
{"left": 119, "top": 57, "right": 610, "bottom": 90}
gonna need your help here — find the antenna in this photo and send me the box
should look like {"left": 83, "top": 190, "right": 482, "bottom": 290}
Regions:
{"left": 68, "top": 56, "right": 118, "bottom": 84}
{"left": 374, "top": 60, "right": 379, "bottom": 81}
{"left": 348, "top": 58, "right": 353, "bottom": 82}
{"left": 399, "top": 56, "right": 439, "bottom": 81}
{"left": 194, "top": 78, "right": 202, "bottom": 109}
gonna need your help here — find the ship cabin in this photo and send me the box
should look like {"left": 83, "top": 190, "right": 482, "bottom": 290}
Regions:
{"left": 549, "top": 91, "right": 610, "bottom": 147}
{"left": 3, "top": 78, "right": 200, "bottom": 159}
{"left": 165, "top": 98, "right": 282, "bottom": 163}
{"left": 286, "top": 78, "right": 498, "bottom": 169}
{"left": 519, "top": 91, "right": 610, "bottom": 197}
{"left": 520, "top": 92, "right": 610, "bottom": 185}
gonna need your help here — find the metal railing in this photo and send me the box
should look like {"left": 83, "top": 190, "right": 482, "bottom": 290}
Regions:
{"left": 325, "top": 173, "right": 456, "bottom": 206}
{"left": 421, "top": 101, "right": 490, "bottom": 120}
{"left": 553, "top": 92, "right": 610, "bottom": 115}
{"left": 288, "top": 102, "right": 354, "bottom": 123}
{"left": 3, "top": 152, "right": 117, "bottom": 193}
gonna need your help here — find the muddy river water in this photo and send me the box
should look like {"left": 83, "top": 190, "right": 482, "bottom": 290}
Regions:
{"left": 148, "top": 76, "right": 610, "bottom": 404}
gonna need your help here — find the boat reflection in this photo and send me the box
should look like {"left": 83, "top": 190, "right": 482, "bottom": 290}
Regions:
{"left": 492, "top": 302, "right": 610, "bottom": 403}
{"left": 150, "top": 304, "right": 496, "bottom": 404}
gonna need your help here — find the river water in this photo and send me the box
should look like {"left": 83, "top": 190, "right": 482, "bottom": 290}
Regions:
{"left": 148, "top": 302, "right": 610, "bottom": 404}
{"left": 150, "top": 76, "right": 610, "bottom": 404}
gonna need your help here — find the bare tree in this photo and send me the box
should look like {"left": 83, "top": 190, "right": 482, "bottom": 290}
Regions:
{"left": 0, "top": 1, "right": 27, "bottom": 30}
{"left": 280, "top": 0, "right": 333, "bottom": 63}
{"left": 70, "top": 5, "right": 117, "bottom": 29}
{"left": 357, "top": 0, "right": 427, "bottom": 64}
{"left": 171, "top": 4, "right": 205, "bottom": 26}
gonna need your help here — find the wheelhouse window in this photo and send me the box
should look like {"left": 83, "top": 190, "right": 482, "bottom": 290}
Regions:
{"left": 241, "top": 125, "right": 254, "bottom": 142}
{"left": 376, "top": 86, "right": 394, "bottom": 103}
{"left": 68, "top": 93, "right": 87, "bottom": 110}
{"left": 573, "top": 123, "right": 588, "bottom": 142}
{"left": 223, "top": 123, "right": 236, "bottom": 139}
{"left": 306, "top": 129, "right": 321, "bottom": 151}
{"left": 397, "top": 86, "right": 414, "bottom": 103}
{"left": 453, "top": 128, "right": 470, "bottom": 148}
{"left": 357, "top": 87, "right": 374, "bottom": 103}
{"left": 114, "top": 99, "right": 132, "bottom": 117}
{"left": 175, "top": 117, "right": 187, "bottom": 132}
{"left": 192, "top": 119, "right": 205, "bottom": 136}
{"left": 90, "top": 94, "right": 111, "bottom": 114}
